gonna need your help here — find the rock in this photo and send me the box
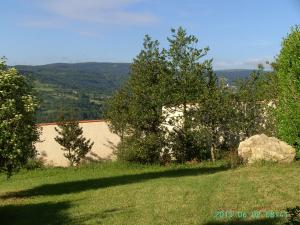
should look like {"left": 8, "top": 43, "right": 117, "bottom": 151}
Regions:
{"left": 238, "top": 134, "right": 296, "bottom": 164}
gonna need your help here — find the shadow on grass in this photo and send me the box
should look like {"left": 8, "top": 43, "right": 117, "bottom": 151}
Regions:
{"left": 205, "top": 218, "right": 281, "bottom": 225}
{"left": 0, "top": 201, "right": 72, "bottom": 225}
{"left": 0, "top": 201, "right": 119, "bottom": 225}
{"left": 2, "top": 165, "right": 228, "bottom": 199}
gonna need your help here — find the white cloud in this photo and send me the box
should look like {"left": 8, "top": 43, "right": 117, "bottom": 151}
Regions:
{"left": 39, "top": 0, "right": 157, "bottom": 25}
{"left": 214, "top": 58, "right": 273, "bottom": 70}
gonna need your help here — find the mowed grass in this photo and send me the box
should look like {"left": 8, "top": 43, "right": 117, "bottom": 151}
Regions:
{"left": 0, "top": 161, "right": 299, "bottom": 225}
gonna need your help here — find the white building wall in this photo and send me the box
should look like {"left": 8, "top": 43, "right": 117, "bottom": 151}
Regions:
{"left": 35, "top": 121, "right": 120, "bottom": 167}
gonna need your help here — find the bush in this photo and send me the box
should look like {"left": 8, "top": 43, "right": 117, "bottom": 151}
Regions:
{"left": 167, "top": 128, "right": 211, "bottom": 162}
{"left": 116, "top": 135, "right": 162, "bottom": 163}
{"left": 24, "top": 157, "right": 45, "bottom": 170}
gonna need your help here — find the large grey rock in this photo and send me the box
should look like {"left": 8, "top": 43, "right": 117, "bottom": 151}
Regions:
{"left": 238, "top": 134, "right": 296, "bottom": 164}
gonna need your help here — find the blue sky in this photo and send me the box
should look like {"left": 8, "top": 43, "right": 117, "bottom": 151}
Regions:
{"left": 1, "top": 0, "right": 299, "bottom": 69}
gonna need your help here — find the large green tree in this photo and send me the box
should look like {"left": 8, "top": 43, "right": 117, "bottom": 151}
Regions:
{"left": 106, "top": 35, "right": 168, "bottom": 163}
{"left": 195, "top": 72, "right": 239, "bottom": 162}
{"left": 107, "top": 27, "right": 277, "bottom": 164}
{"left": 0, "top": 59, "right": 39, "bottom": 177}
{"left": 235, "top": 66, "right": 277, "bottom": 139}
{"left": 165, "top": 27, "right": 213, "bottom": 162}
{"left": 194, "top": 65, "right": 277, "bottom": 163}
{"left": 275, "top": 26, "right": 300, "bottom": 153}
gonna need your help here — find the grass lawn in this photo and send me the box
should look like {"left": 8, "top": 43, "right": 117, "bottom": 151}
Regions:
{"left": 0, "top": 161, "right": 299, "bottom": 225}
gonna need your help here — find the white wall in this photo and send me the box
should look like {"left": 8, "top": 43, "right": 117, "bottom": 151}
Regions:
{"left": 35, "top": 121, "right": 120, "bottom": 167}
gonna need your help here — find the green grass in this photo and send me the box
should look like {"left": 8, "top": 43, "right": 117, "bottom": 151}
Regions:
{"left": 0, "top": 161, "right": 299, "bottom": 225}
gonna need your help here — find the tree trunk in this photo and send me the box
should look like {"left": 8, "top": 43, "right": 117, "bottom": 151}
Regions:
{"left": 210, "top": 145, "right": 216, "bottom": 162}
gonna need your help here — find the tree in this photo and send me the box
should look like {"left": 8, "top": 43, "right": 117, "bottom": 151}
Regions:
{"left": 275, "top": 25, "right": 300, "bottom": 153}
{"left": 235, "top": 65, "right": 277, "bottom": 140}
{"left": 106, "top": 35, "right": 168, "bottom": 163}
{"left": 195, "top": 71, "right": 239, "bottom": 162}
{"left": 0, "top": 58, "right": 39, "bottom": 177}
{"left": 55, "top": 119, "right": 94, "bottom": 166}
{"left": 105, "top": 84, "right": 131, "bottom": 141}
{"left": 165, "top": 27, "right": 213, "bottom": 162}
{"left": 194, "top": 65, "right": 277, "bottom": 163}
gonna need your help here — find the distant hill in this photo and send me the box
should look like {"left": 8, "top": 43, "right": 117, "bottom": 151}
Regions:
{"left": 16, "top": 63, "right": 255, "bottom": 93}
{"left": 215, "top": 69, "right": 255, "bottom": 84}
{"left": 16, "top": 62, "right": 131, "bottom": 95}
{"left": 14, "top": 62, "right": 255, "bottom": 123}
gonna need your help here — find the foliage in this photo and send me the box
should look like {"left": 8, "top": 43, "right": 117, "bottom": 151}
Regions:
{"left": 196, "top": 67, "right": 277, "bottom": 163}
{"left": 116, "top": 134, "right": 163, "bottom": 163}
{"left": 16, "top": 63, "right": 253, "bottom": 95}
{"left": 24, "top": 157, "right": 45, "bottom": 170}
{"left": 194, "top": 72, "right": 240, "bottom": 162}
{"left": 163, "top": 27, "right": 214, "bottom": 162}
{"left": 55, "top": 118, "right": 94, "bottom": 166}
{"left": 205, "top": 66, "right": 277, "bottom": 165}
{"left": 35, "top": 85, "right": 104, "bottom": 123}
{"left": 275, "top": 25, "right": 300, "bottom": 152}
{"left": 17, "top": 63, "right": 130, "bottom": 123}
{"left": 105, "top": 85, "right": 131, "bottom": 140}
{"left": 0, "top": 58, "right": 39, "bottom": 177}
{"left": 167, "top": 127, "right": 212, "bottom": 162}
{"left": 234, "top": 66, "right": 277, "bottom": 140}
{"left": 16, "top": 63, "right": 130, "bottom": 95}
{"left": 107, "top": 28, "right": 277, "bottom": 164}
{"left": 106, "top": 35, "right": 168, "bottom": 163}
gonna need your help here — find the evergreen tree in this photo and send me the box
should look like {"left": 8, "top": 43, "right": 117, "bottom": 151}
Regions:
{"left": 55, "top": 119, "right": 94, "bottom": 166}
{"left": 165, "top": 27, "right": 213, "bottom": 162}
{"left": 196, "top": 70, "right": 239, "bottom": 162}
{"left": 106, "top": 35, "right": 168, "bottom": 163}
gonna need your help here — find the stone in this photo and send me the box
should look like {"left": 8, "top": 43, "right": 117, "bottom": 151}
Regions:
{"left": 238, "top": 134, "right": 296, "bottom": 164}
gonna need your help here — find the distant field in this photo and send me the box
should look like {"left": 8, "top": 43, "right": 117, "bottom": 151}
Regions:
{"left": 16, "top": 62, "right": 131, "bottom": 122}
{"left": 32, "top": 79, "right": 105, "bottom": 123}
{"left": 0, "top": 161, "right": 299, "bottom": 225}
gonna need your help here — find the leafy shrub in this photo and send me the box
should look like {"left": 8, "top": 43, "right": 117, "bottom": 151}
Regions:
{"left": 167, "top": 128, "right": 211, "bottom": 163}
{"left": 116, "top": 135, "right": 162, "bottom": 163}
{"left": 24, "top": 157, "right": 45, "bottom": 170}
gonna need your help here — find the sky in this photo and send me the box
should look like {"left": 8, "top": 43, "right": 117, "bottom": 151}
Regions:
{"left": 1, "top": 0, "right": 300, "bottom": 69}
